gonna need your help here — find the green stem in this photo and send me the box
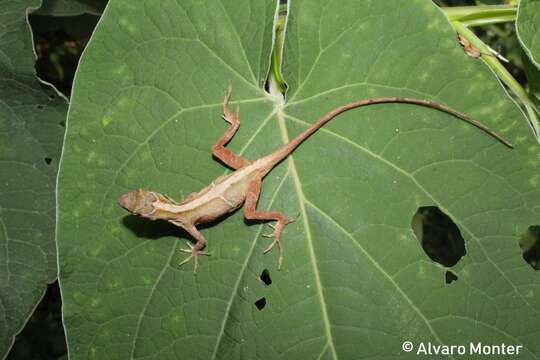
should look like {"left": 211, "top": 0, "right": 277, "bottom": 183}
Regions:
{"left": 442, "top": 5, "right": 516, "bottom": 26}
{"left": 452, "top": 21, "right": 540, "bottom": 138}
{"left": 460, "top": 15, "right": 516, "bottom": 27}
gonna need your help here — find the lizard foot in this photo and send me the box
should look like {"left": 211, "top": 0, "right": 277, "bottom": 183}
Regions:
{"left": 178, "top": 242, "right": 210, "bottom": 273}
{"left": 261, "top": 215, "right": 299, "bottom": 269}
{"left": 263, "top": 237, "right": 283, "bottom": 270}
{"left": 262, "top": 224, "right": 285, "bottom": 269}
{"left": 262, "top": 214, "right": 298, "bottom": 237}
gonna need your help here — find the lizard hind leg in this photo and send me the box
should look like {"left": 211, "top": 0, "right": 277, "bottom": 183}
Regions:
{"left": 244, "top": 178, "right": 294, "bottom": 269}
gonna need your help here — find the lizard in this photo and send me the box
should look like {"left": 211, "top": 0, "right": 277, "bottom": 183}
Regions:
{"left": 118, "top": 84, "right": 513, "bottom": 272}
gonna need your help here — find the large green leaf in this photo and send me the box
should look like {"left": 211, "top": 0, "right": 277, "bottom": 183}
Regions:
{"left": 517, "top": 0, "right": 540, "bottom": 68}
{"left": 0, "top": 0, "right": 67, "bottom": 357}
{"left": 58, "top": 0, "right": 540, "bottom": 359}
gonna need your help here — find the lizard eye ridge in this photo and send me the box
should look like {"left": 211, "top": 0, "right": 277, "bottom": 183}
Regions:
{"left": 118, "top": 189, "right": 156, "bottom": 216}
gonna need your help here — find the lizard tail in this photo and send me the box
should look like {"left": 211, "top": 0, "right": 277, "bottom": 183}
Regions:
{"left": 266, "top": 97, "right": 513, "bottom": 166}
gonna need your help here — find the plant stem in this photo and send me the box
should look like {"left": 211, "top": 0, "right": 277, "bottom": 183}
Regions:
{"left": 442, "top": 5, "right": 517, "bottom": 26}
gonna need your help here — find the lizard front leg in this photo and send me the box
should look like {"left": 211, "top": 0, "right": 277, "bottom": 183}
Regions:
{"left": 212, "top": 84, "right": 251, "bottom": 170}
{"left": 244, "top": 177, "right": 294, "bottom": 269}
{"left": 174, "top": 223, "right": 210, "bottom": 273}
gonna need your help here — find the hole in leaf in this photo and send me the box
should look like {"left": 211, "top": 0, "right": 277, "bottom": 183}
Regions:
{"left": 59, "top": 121, "right": 65, "bottom": 127}
{"left": 519, "top": 226, "right": 540, "bottom": 270}
{"left": 411, "top": 206, "right": 466, "bottom": 267}
{"left": 44, "top": 157, "right": 52, "bottom": 165}
{"left": 36, "top": 104, "right": 44, "bottom": 110}
{"left": 254, "top": 297, "right": 266, "bottom": 311}
{"left": 445, "top": 270, "right": 458, "bottom": 284}
{"left": 260, "top": 269, "right": 272, "bottom": 286}
{"left": 48, "top": 94, "right": 55, "bottom": 101}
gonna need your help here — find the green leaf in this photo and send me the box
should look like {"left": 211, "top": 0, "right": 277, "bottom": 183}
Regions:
{"left": 33, "top": 0, "right": 107, "bottom": 16}
{"left": 58, "top": 1, "right": 540, "bottom": 359}
{"left": 517, "top": 0, "right": 540, "bottom": 68}
{"left": 0, "top": 0, "right": 67, "bottom": 357}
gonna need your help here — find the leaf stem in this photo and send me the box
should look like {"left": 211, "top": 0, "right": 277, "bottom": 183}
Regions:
{"left": 442, "top": 5, "right": 517, "bottom": 26}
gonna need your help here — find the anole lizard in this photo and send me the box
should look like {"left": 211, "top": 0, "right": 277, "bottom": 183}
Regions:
{"left": 118, "top": 84, "right": 513, "bottom": 272}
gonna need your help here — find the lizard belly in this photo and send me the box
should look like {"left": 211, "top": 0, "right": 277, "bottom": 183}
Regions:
{"left": 194, "top": 196, "right": 244, "bottom": 224}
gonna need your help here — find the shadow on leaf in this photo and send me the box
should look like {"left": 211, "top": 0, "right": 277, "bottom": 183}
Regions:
{"left": 121, "top": 215, "right": 180, "bottom": 240}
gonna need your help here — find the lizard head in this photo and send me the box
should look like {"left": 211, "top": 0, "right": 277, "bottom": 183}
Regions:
{"left": 118, "top": 189, "right": 158, "bottom": 217}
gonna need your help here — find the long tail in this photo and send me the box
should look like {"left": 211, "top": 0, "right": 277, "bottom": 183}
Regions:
{"left": 268, "top": 97, "right": 513, "bottom": 164}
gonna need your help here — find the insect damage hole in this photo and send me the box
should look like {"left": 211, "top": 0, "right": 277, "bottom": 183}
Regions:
{"left": 445, "top": 270, "right": 458, "bottom": 284}
{"left": 254, "top": 297, "right": 266, "bottom": 311}
{"left": 519, "top": 226, "right": 540, "bottom": 270}
{"left": 260, "top": 269, "right": 272, "bottom": 286}
{"left": 411, "top": 206, "right": 466, "bottom": 268}
{"left": 44, "top": 157, "right": 52, "bottom": 165}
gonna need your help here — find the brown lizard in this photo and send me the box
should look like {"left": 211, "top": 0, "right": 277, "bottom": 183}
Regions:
{"left": 118, "top": 84, "right": 513, "bottom": 272}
